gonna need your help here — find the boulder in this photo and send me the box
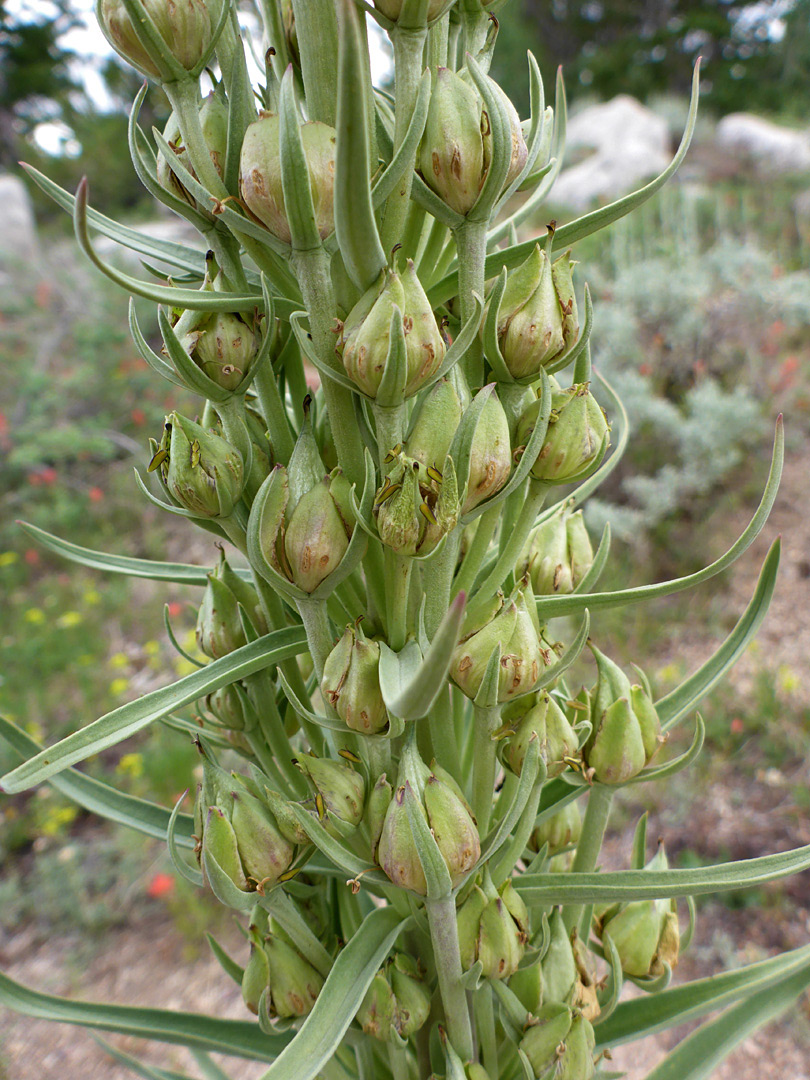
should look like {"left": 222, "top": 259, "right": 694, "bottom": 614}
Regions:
{"left": 716, "top": 113, "right": 810, "bottom": 174}
{"left": 0, "top": 174, "right": 39, "bottom": 263}
{"left": 553, "top": 95, "right": 670, "bottom": 211}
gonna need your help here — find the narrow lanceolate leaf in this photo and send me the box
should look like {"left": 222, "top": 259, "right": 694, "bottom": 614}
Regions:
{"left": 0, "top": 714, "right": 194, "bottom": 847}
{"left": 657, "top": 541, "right": 780, "bottom": 729}
{"left": 534, "top": 419, "right": 783, "bottom": 621}
{"left": 21, "top": 161, "right": 206, "bottom": 277}
{"left": 514, "top": 840, "right": 810, "bottom": 906}
{"left": 279, "top": 69, "right": 321, "bottom": 252}
{"left": 335, "top": 0, "right": 386, "bottom": 292}
{"left": 595, "top": 943, "right": 810, "bottom": 1050}
{"left": 257, "top": 908, "right": 410, "bottom": 1080}
{"left": 638, "top": 962, "right": 810, "bottom": 1080}
{"left": 0, "top": 628, "right": 308, "bottom": 793}
{"left": 379, "top": 592, "right": 467, "bottom": 720}
{"left": 93, "top": 1037, "right": 199, "bottom": 1080}
{"left": 0, "top": 970, "right": 290, "bottom": 1062}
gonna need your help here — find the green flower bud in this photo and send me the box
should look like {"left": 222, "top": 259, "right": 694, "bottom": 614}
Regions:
{"left": 240, "top": 112, "right": 336, "bottom": 243}
{"left": 283, "top": 472, "right": 354, "bottom": 593}
{"left": 376, "top": 455, "right": 459, "bottom": 557}
{"left": 598, "top": 843, "right": 679, "bottom": 977}
{"left": 377, "top": 776, "right": 480, "bottom": 894}
{"left": 338, "top": 263, "right": 445, "bottom": 400}
{"left": 265, "top": 934, "right": 323, "bottom": 1018}
{"left": 582, "top": 647, "right": 661, "bottom": 784}
{"left": 518, "top": 383, "right": 610, "bottom": 484}
{"left": 519, "top": 1003, "right": 574, "bottom": 1077}
{"left": 389, "top": 954, "right": 431, "bottom": 1037}
{"left": 419, "top": 68, "right": 486, "bottom": 215}
{"left": 99, "top": 0, "right": 211, "bottom": 78}
{"left": 557, "top": 1015, "right": 596, "bottom": 1080}
{"left": 542, "top": 909, "right": 577, "bottom": 1004}
{"left": 357, "top": 971, "right": 398, "bottom": 1040}
{"left": 530, "top": 799, "right": 582, "bottom": 856}
{"left": 296, "top": 754, "right": 366, "bottom": 826}
{"left": 321, "top": 625, "right": 388, "bottom": 735}
{"left": 405, "top": 378, "right": 463, "bottom": 470}
{"left": 521, "top": 505, "right": 593, "bottom": 595}
{"left": 373, "top": 0, "right": 445, "bottom": 21}
{"left": 451, "top": 587, "right": 545, "bottom": 702}
{"left": 460, "top": 882, "right": 528, "bottom": 981}
{"left": 377, "top": 783, "right": 427, "bottom": 894}
{"left": 195, "top": 550, "right": 267, "bottom": 659}
{"left": 461, "top": 388, "right": 511, "bottom": 514}
{"left": 466, "top": 1066, "right": 493, "bottom": 1080}
{"left": 501, "top": 691, "right": 580, "bottom": 778}
{"left": 365, "top": 774, "right": 393, "bottom": 862}
{"left": 187, "top": 311, "right": 257, "bottom": 392}
{"left": 154, "top": 412, "right": 244, "bottom": 518}
{"left": 423, "top": 773, "right": 481, "bottom": 884}
{"left": 230, "top": 789, "right": 295, "bottom": 889}
{"left": 485, "top": 244, "right": 565, "bottom": 379}
{"left": 156, "top": 94, "right": 227, "bottom": 206}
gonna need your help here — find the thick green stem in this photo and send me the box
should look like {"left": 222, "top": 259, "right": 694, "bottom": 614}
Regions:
{"left": 453, "top": 503, "right": 498, "bottom": 596}
{"left": 291, "top": 247, "right": 365, "bottom": 487}
{"left": 385, "top": 551, "right": 413, "bottom": 651}
{"left": 466, "top": 479, "right": 550, "bottom": 622}
{"left": 564, "top": 784, "right": 614, "bottom": 933}
{"left": 454, "top": 219, "right": 488, "bottom": 386}
{"left": 381, "top": 27, "right": 428, "bottom": 253}
{"left": 471, "top": 702, "right": 501, "bottom": 835}
{"left": 425, "top": 894, "right": 475, "bottom": 1060}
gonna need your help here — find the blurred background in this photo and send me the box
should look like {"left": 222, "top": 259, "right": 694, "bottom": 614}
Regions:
{"left": 1, "top": 1, "right": 809, "bottom": 1076}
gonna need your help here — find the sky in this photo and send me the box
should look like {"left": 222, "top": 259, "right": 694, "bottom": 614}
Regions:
{"left": 5, "top": 0, "right": 393, "bottom": 154}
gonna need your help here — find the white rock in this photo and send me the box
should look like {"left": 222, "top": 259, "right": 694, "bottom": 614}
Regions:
{"left": 553, "top": 95, "right": 670, "bottom": 211}
{"left": 0, "top": 174, "right": 39, "bottom": 263}
{"left": 717, "top": 113, "right": 810, "bottom": 174}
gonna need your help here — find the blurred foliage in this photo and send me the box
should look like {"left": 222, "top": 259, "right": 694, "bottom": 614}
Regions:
{"left": 493, "top": 0, "right": 810, "bottom": 120}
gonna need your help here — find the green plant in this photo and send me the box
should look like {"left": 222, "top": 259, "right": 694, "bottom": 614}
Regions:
{"left": 1, "top": 2, "right": 808, "bottom": 1079}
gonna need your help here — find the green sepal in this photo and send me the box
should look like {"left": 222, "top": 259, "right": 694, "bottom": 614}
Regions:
{"left": 279, "top": 67, "right": 323, "bottom": 252}
{"left": 625, "top": 714, "right": 705, "bottom": 785}
{"left": 403, "top": 780, "right": 454, "bottom": 899}
{"left": 572, "top": 521, "right": 611, "bottom": 595}
{"left": 0, "top": 627, "right": 308, "bottom": 793}
{"left": 276, "top": 668, "right": 353, "bottom": 732}
{"left": 335, "top": 0, "right": 386, "bottom": 292}
{"left": 129, "top": 300, "right": 188, "bottom": 390}
{"left": 168, "top": 792, "right": 203, "bottom": 885}
{"left": 286, "top": 803, "right": 381, "bottom": 880}
{"left": 492, "top": 50, "right": 546, "bottom": 215}
{"left": 465, "top": 54, "right": 513, "bottom": 223}
{"left": 594, "top": 933, "right": 624, "bottom": 1025}
{"left": 372, "top": 70, "right": 431, "bottom": 209}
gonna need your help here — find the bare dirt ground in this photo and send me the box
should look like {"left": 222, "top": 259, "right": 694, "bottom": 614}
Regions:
{"left": 2, "top": 439, "right": 809, "bottom": 1079}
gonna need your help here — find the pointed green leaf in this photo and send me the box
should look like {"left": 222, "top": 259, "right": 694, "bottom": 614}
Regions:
{"left": 534, "top": 421, "right": 783, "bottom": 621}
{"left": 335, "top": 0, "right": 386, "bottom": 292}
{"left": 0, "top": 714, "right": 194, "bottom": 847}
{"left": 658, "top": 542, "right": 780, "bottom": 729}
{"left": 0, "top": 970, "right": 290, "bottom": 1061}
{"left": 372, "top": 71, "right": 431, "bottom": 209}
{"left": 0, "top": 628, "right": 308, "bottom": 793}
{"left": 257, "top": 907, "right": 410, "bottom": 1080}
{"left": 515, "top": 840, "right": 810, "bottom": 906}
{"left": 205, "top": 933, "right": 245, "bottom": 985}
{"left": 93, "top": 1037, "right": 198, "bottom": 1080}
